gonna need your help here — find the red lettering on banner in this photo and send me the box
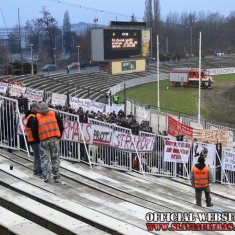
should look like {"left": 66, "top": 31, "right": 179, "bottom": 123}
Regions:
{"left": 173, "top": 148, "right": 180, "bottom": 154}
{"left": 124, "top": 134, "right": 132, "bottom": 149}
{"left": 85, "top": 124, "right": 92, "bottom": 142}
{"left": 18, "top": 116, "right": 27, "bottom": 134}
{"left": 72, "top": 122, "right": 79, "bottom": 141}
{"left": 17, "top": 114, "right": 156, "bottom": 151}
{"left": 114, "top": 133, "right": 125, "bottom": 148}
{"left": 62, "top": 119, "right": 79, "bottom": 141}
{"left": 171, "top": 154, "right": 181, "bottom": 159}
{"left": 135, "top": 136, "right": 142, "bottom": 149}
{"left": 166, "top": 147, "right": 172, "bottom": 152}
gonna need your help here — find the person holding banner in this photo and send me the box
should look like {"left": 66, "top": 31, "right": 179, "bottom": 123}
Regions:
{"left": 36, "top": 102, "right": 64, "bottom": 183}
{"left": 25, "top": 102, "right": 42, "bottom": 176}
{"left": 190, "top": 156, "right": 213, "bottom": 207}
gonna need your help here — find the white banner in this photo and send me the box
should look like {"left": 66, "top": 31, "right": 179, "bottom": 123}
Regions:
{"left": 206, "top": 67, "right": 235, "bottom": 75}
{"left": 136, "top": 105, "right": 150, "bottom": 121}
{"left": 112, "top": 130, "right": 155, "bottom": 152}
{"left": 105, "top": 104, "right": 124, "bottom": 114}
{"left": 9, "top": 84, "right": 26, "bottom": 97}
{"left": 61, "top": 119, "right": 93, "bottom": 144}
{"left": 92, "top": 125, "right": 113, "bottom": 146}
{"left": 51, "top": 93, "right": 67, "bottom": 106}
{"left": 18, "top": 113, "right": 155, "bottom": 152}
{"left": 223, "top": 149, "right": 235, "bottom": 171}
{"left": 0, "top": 82, "right": 8, "bottom": 94}
{"left": 70, "top": 97, "right": 105, "bottom": 113}
{"left": 164, "top": 139, "right": 191, "bottom": 163}
{"left": 61, "top": 119, "right": 113, "bottom": 146}
{"left": 62, "top": 120, "right": 155, "bottom": 151}
{"left": 190, "top": 121, "right": 203, "bottom": 130}
{"left": 192, "top": 143, "right": 216, "bottom": 167}
{"left": 25, "top": 87, "right": 44, "bottom": 102}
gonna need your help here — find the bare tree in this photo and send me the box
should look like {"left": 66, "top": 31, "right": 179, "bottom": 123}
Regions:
{"left": 63, "top": 10, "right": 76, "bottom": 55}
{"left": 144, "top": 0, "right": 153, "bottom": 27}
{"left": 144, "top": 0, "right": 161, "bottom": 57}
{"left": 0, "top": 45, "right": 9, "bottom": 64}
{"left": 39, "top": 7, "right": 60, "bottom": 63}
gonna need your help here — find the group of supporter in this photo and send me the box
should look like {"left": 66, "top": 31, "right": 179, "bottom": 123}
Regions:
{"left": 51, "top": 104, "right": 153, "bottom": 134}
{"left": 0, "top": 88, "right": 155, "bottom": 136}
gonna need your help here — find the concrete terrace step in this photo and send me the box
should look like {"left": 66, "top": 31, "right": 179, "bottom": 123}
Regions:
{"left": 0, "top": 171, "right": 151, "bottom": 235}
{"left": 1, "top": 150, "right": 235, "bottom": 234}
{"left": 0, "top": 206, "right": 57, "bottom": 235}
{"left": 0, "top": 185, "right": 108, "bottom": 235}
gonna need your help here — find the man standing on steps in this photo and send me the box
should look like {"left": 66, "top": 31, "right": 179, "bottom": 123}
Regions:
{"left": 25, "top": 102, "right": 42, "bottom": 176}
{"left": 190, "top": 156, "right": 213, "bottom": 207}
{"left": 36, "top": 102, "right": 64, "bottom": 183}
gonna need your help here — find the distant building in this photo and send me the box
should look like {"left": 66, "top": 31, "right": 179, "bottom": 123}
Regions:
{"left": 0, "top": 27, "right": 27, "bottom": 48}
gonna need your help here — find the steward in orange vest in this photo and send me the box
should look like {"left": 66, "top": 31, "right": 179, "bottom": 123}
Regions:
{"left": 190, "top": 156, "right": 213, "bottom": 207}
{"left": 25, "top": 102, "right": 41, "bottom": 176}
{"left": 36, "top": 102, "right": 64, "bottom": 183}
{"left": 37, "top": 110, "right": 61, "bottom": 141}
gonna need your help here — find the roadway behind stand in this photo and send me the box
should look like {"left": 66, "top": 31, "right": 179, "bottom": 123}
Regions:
{"left": 0, "top": 148, "right": 234, "bottom": 235}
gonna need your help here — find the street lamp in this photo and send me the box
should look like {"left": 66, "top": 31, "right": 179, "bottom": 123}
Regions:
{"left": 76, "top": 45, "right": 80, "bottom": 72}
{"left": 30, "top": 44, "right": 34, "bottom": 75}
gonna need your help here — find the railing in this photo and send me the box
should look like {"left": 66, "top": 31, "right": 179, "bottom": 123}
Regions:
{"left": 0, "top": 95, "right": 29, "bottom": 154}
{"left": 1, "top": 95, "right": 234, "bottom": 185}
{"left": 126, "top": 98, "right": 235, "bottom": 145}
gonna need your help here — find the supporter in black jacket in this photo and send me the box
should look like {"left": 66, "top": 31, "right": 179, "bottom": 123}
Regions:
{"left": 25, "top": 102, "right": 42, "bottom": 176}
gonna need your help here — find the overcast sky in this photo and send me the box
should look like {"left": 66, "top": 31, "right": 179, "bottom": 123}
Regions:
{"left": 1, "top": 0, "right": 235, "bottom": 28}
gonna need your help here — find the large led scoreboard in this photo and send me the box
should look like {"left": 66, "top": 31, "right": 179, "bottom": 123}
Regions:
{"left": 103, "top": 29, "right": 141, "bottom": 59}
{"left": 91, "top": 28, "right": 151, "bottom": 61}
{"left": 91, "top": 21, "right": 151, "bottom": 74}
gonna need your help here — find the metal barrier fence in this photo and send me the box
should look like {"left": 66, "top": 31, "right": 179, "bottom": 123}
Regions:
{"left": 126, "top": 98, "right": 235, "bottom": 146}
{"left": 0, "top": 95, "right": 28, "bottom": 154}
{"left": 1, "top": 95, "right": 234, "bottom": 185}
{"left": 88, "top": 117, "right": 137, "bottom": 172}
{"left": 138, "top": 131, "right": 188, "bottom": 178}
{"left": 220, "top": 148, "right": 235, "bottom": 186}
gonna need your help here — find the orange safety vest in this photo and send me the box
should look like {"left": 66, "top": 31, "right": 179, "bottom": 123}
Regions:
{"left": 192, "top": 165, "right": 209, "bottom": 188}
{"left": 36, "top": 110, "right": 61, "bottom": 141}
{"left": 25, "top": 114, "right": 36, "bottom": 142}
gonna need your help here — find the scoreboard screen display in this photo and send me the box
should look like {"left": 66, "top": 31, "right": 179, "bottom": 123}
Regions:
{"left": 104, "top": 29, "right": 142, "bottom": 60}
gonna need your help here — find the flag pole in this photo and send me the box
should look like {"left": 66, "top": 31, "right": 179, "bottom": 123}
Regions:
{"left": 198, "top": 32, "right": 201, "bottom": 124}
{"left": 157, "top": 35, "right": 160, "bottom": 110}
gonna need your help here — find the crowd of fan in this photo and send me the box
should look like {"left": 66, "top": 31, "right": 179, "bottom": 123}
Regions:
{"left": 52, "top": 104, "right": 153, "bottom": 135}
{"left": 0, "top": 91, "right": 154, "bottom": 135}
